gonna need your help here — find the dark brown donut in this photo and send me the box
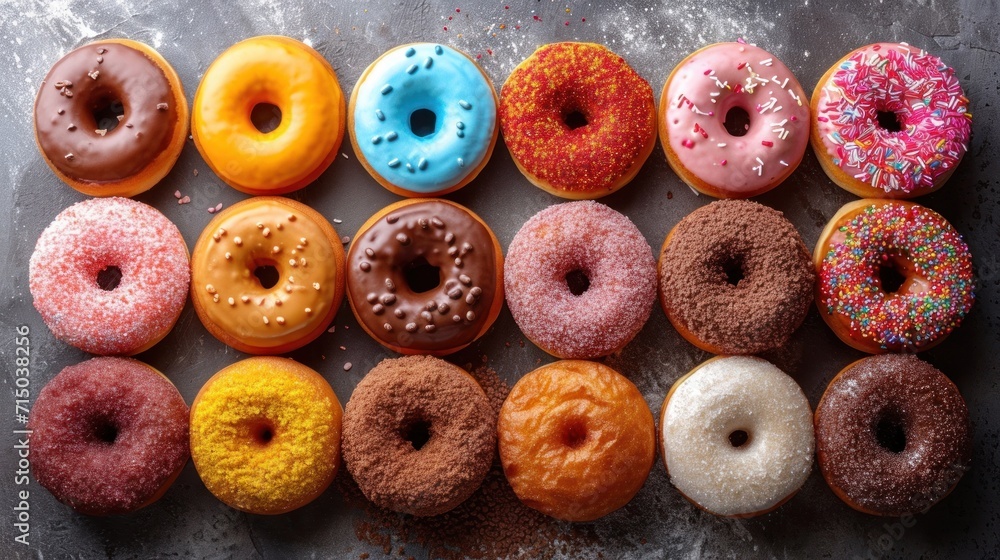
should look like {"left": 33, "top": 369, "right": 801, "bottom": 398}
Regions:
{"left": 657, "top": 199, "right": 815, "bottom": 354}
{"left": 341, "top": 355, "right": 496, "bottom": 517}
{"left": 815, "top": 354, "right": 971, "bottom": 516}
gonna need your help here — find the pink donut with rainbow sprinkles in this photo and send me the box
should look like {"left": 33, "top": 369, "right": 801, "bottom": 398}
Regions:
{"left": 810, "top": 42, "right": 971, "bottom": 198}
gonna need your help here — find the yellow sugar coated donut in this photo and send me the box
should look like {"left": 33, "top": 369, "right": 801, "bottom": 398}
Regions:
{"left": 190, "top": 357, "right": 342, "bottom": 515}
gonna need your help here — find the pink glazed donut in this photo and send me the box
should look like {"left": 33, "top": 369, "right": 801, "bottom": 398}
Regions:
{"left": 29, "top": 197, "right": 190, "bottom": 355}
{"left": 659, "top": 42, "right": 810, "bottom": 198}
{"left": 504, "top": 201, "right": 657, "bottom": 358}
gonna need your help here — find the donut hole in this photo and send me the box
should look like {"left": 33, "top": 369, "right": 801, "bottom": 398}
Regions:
{"left": 253, "top": 263, "right": 280, "bottom": 289}
{"left": 409, "top": 108, "right": 438, "bottom": 137}
{"left": 250, "top": 102, "right": 282, "bottom": 134}
{"left": 93, "top": 421, "right": 119, "bottom": 444}
{"left": 561, "top": 419, "right": 588, "bottom": 449}
{"left": 565, "top": 269, "right": 591, "bottom": 296}
{"left": 401, "top": 419, "right": 432, "bottom": 450}
{"left": 723, "top": 106, "right": 751, "bottom": 137}
{"left": 876, "top": 110, "right": 903, "bottom": 133}
{"left": 403, "top": 256, "right": 442, "bottom": 293}
{"left": 563, "top": 109, "right": 588, "bottom": 130}
{"left": 721, "top": 257, "right": 745, "bottom": 287}
{"left": 728, "top": 429, "right": 750, "bottom": 448}
{"left": 878, "top": 262, "right": 907, "bottom": 294}
{"left": 251, "top": 421, "right": 276, "bottom": 446}
{"left": 96, "top": 265, "right": 123, "bottom": 291}
{"left": 90, "top": 96, "right": 125, "bottom": 133}
{"left": 875, "top": 412, "right": 907, "bottom": 453}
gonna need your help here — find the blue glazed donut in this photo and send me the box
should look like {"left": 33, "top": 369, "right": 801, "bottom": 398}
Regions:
{"left": 349, "top": 43, "right": 498, "bottom": 196}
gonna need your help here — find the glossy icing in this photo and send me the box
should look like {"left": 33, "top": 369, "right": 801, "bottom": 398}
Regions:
{"left": 663, "top": 42, "right": 809, "bottom": 195}
{"left": 352, "top": 43, "right": 496, "bottom": 194}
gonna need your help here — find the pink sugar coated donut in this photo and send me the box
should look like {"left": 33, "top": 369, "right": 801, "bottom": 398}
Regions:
{"left": 28, "top": 357, "right": 190, "bottom": 515}
{"left": 505, "top": 201, "right": 657, "bottom": 358}
{"left": 29, "top": 197, "right": 190, "bottom": 355}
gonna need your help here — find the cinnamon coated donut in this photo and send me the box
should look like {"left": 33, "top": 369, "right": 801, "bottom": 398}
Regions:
{"left": 29, "top": 197, "right": 190, "bottom": 355}
{"left": 499, "top": 42, "right": 657, "bottom": 199}
{"left": 342, "top": 356, "right": 496, "bottom": 517}
{"left": 814, "top": 199, "right": 975, "bottom": 353}
{"left": 658, "top": 199, "right": 815, "bottom": 355}
{"left": 811, "top": 42, "right": 971, "bottom": 198}
{"left": 498, "top": 360, "right": 655, "bottom": 522}
{"left": 346, "top": 199, "right": 503, "bottom": 356}
{"left": 815, "top": 354, "right": 971, "bottom": 516}
{"left": 29, "top": 357, "right": 190, "bottom": 515}
{"left": 192, "top": 36, "right": 346, "bottom": 194}
{"left": 659, "top": 356, "right": 814, "bottom": 517}
{"left": 190, "top": 197, "right": 346, "bottom": 354}
{"left": 34, "top": 39, "right": 188, "bottom": 197}
{"left": 660, "top": 42, "right": 810, "bottom": 198}
{"left": 504, "top": 201, "right": 657, "bottom": 358}
{"left": 190, "top": 357, "right": 343, "bottom": 515}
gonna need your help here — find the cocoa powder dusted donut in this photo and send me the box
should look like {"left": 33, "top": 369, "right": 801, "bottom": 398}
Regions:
{"left": 346, "top": 199, "right": 504, "bottom": 356}
{"left": 815, "top": 354, "right": 971, "bottom": 516}
{"left": 342, "top": 356, "right": 496, "bottom": 517}
{"left": 29, "top": 357, "right": 190, "bottom": 515}
{"left": 658, "top": 199, "right": 815, "bottom": 355}
{"left": 504, "top": 201, "right": 657, "bottom": 359}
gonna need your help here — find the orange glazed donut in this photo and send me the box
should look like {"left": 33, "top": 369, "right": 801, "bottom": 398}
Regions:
{"left": 190, "top": 197, "right": 346, "bottom": 354}
{"left": 498, "top": 360, "right": 655, "bottom": 522}
{"left": 499, "top": 42, "right": 657, "bottom": 199}
{"left": 34, "top": 39, "right": 188, "bottom": 197}
{"left": 192, "top": 36, "right": 346, "bottom": 195}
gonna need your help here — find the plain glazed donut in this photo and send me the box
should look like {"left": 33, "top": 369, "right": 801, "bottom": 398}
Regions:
{"left": 190, "top": 197, "right": 346, "bottom": 355}
{"left": 811, "top": 42, "right": 971, "bottom": 198}
{"left": 29, "top": 197, "right": 190, "bottom": 355}
{"left": 815, "top": 354, "right": 971, "bottom": 516}
{"left": 498, "top": 360, "right": 655, "bottom": 522}
{"left": 342, "top": 356, "right": 496, "bottom": 517}
{"left": 29, "top": 357, "right": 190, "bottom": 515}
{"left": 34, "top": 39, "right": 188, "bottom": 197}
{"left": 660, "top": 42, "right": 810, "bottom": 198}
{"left": 657, "top": 199, "right": 815, "bottom": 355}
{"left": 346, "top": 199, "right": 504, "bottom": 356}
{"left": 659, "top": 356, "right": 814, "bottom": 517}
{"left": 192, "top": 36, "right": 346, "bottom": 195}
{"left": 349, "top": 43, "right": 498, "bottom": 197}
{"left": 190, "top": 357, "right": 343, "bottom": 515}
{"left": 504, "top": 201, "right": 656, "bottom": 358}
{"left": 499, "top": 42, "right": 657, "bottom": 199}
{"left": 814, "top": 199, "right": 975, "bottom": 353}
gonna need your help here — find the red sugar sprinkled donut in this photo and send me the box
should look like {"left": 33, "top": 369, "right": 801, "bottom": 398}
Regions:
{"left": 504, "top": 201, "right": 657, "bottom": 358}
{"left": 28, "top": 357, "right": 190, "bottom": 515}
{"left": 811, "top": 42, "right": 971, "bottom": 198}
{"left": 29, "top": 197, "right": 190, "bottom": 355}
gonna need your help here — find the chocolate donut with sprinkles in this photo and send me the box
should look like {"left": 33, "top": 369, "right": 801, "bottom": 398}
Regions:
{"left": 814, "top": 199, "right": 975, "bottom": 353}
{"left": 811, "top": 42, "right": 971, "bottom": 198}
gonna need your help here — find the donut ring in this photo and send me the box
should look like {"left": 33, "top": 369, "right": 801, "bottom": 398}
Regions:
{"left": 811, "top": 42, "right": 971, "bottom": 198}
{"left": 815, "top": 354, "right": 971, "bottom": 516}
{"left": 499, "top": 42, "right": 657, "bottom": 199}
{"left": 33, "top": 39, "right": 188, "bottom": 197}
{"left": 190, "top": 357, "right": 343, "bottom": 515}
{"left": 659, "top": 42, "right": 810, "bottom": 198}
{"left": 342, "top": 356, "right": 496, "bottom": 517}
{"left": 814, "top": 199, "right": 975, "bottom": 353}
{"left": 504, "top": 201, "right": 657, "bottom": 358}
{"left": 657, "top": 199, "right": 815, "bottom": 355}
{"left": 190, "top": 197, "right": 346, "bottom": 355}
{"left": 29, "top": 197, "right": 190, "bottom": 355}
{"left": 659, "top": 356, "right": 814, "bottom": 518}
{"left": 29, "top": 357, "right": 190, "bottom": 515}
{"left": 349, "top": 43, "right": 499, "bottom": 197}
{"left": 192, "top": 36, "right": 346, "bottom": 195}
{"left": 346, "top": 199, "right": 504, "bottom": 356}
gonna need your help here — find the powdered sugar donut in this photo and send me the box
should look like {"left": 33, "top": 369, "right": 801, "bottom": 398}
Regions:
{"left": 29, "top": 197, "right": 190, "bottom": 355}
{"left": 504, "top": 201, "right": 656, "bottom": 358}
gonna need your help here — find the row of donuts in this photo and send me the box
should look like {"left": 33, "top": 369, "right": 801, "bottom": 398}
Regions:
{"left": 35, "top": 37, "right": 969, "bottom": 201}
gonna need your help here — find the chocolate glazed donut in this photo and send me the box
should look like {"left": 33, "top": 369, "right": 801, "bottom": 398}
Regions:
{"left": 346, "top": 199, "right": 503, "bottom": 355}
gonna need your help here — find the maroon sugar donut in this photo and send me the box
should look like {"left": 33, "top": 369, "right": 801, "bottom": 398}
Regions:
{"left": 29, "top": 197, "right": 190, "bottom": 355}
{"left": 504, "top": 201, "right": 657, "bottom": 358}
{"left": 28, "top": 357, "right": 190, "bottom": 515}
{"left": 657, "top": 199, "right": 815, "bottom": 354}
{"left": 342, "top": 355, "right": 496, "bottom": 517}
{"left": 815, "top": 354, "right": 971, "bottom": 516}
